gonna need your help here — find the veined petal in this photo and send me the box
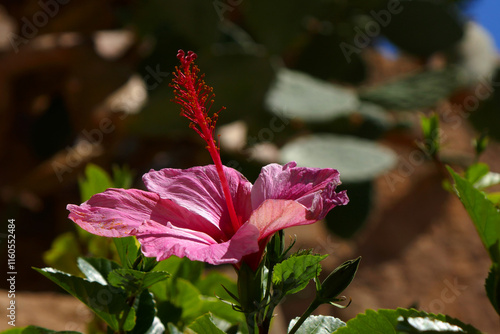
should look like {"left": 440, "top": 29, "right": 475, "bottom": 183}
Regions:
{"left": 251, "top": 162, "right": 346, "bottom": 212}
{"left": 134, "top": 220, "right": 260, "bottom": 265}
{"left": 67, "top": 188, "right": 161, "bottom": 238}
{"left": 143, "top": 165, "right": 252, "bottom": 236}
{"left": 67, "top": 188, "right": 227, "bottom": 242}
{"left": 248, "top": 199, "right": 317, "bottom": 241}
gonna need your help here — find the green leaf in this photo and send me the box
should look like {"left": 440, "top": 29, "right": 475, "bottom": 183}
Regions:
{"left": 77, "top": 257, "right": 121, "bottom": 285}
{"left": 474, "top": 133, "right": 489, "bottom": 158}
{"left": 78, "top": 163, "right": 113, "bottom": 202}
{"left": 359, "top": 68, "right": 460, "bottom": 110}
{"left": 333, "top": 308, "right": 481, "bottom": 334}
{"left": 138, "top": 317, "right": 165, "bottom": 334}
{"left": 485, "top": 263, "right": 500, "bottom": 316}
{"left": 34, "top": 267, "right": 129, "bottom": 331}
{"left": 448, "top": 167, "right": 500, "bottom": 262}
{"left": 195, "top": 271, "right": 238, "bottom": 301}
{"left": 150, "top": 256, "right": 204, "bottom": 304}
{"left": 154, "top": 256, "right": 203, "bottom": 283}
{"left": 113, "top": 237, "right": 139, "bottom": 269}
{"left": 167, "top": 323, "right": 183, "bottom": 334}
{"left": 288, "top": 315, "right": 345, "bottom": 334}
{"left": 355, "top": 102, "right": 395, "bottom": 136}
{"left": 265, "top": 68, "right": 359, "bottom": 122}
{"left": 280, "top": 134, "right": 397, "bottom": 183}
{"left": 465, "top": 163, "right": 490, "bottom": 185}
{"left": 111, "top": 164, "right": 134, "bottom": 189}
{"left": 273, "top": 254, "right": 327, "bottom": 296}
{"left": 170, "top": 278, "right": 204, "bottom": 322}
{"left": 487, "top": 192, "right": 500, "bottom": 206}
{"left": 419, "top": 113, "right": 440, "bottom": 157}
{"left": 198, "top": 296, "right": 245, "bottom": 325}
{"left": 121, "top": 306, "right": 137, "bottom": 332}
{"left": 130, "top": 291, "right": 160, "bottom": 334}
{"left": 237, "top": 262, "right": 264, "bottom": 313}
{"left": 2, "top": 326, "right": 82, "bottom": 334}
{"left": 43, "top": 232, "right": 82, "bottom": 275}
{"left": 187, "top": 313, "right": 226, "bottom": 334}
{"left": 108, "top": 269, "right": 170, "bottom": 295}
{"left": 396, "top": 316, "right": 471, "bottom": 333}
{"left": 474, "top": 172, "right": 500, "bottom": 190}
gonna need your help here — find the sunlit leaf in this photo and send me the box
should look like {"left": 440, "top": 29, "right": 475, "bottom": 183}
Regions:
{"left": 396, "top": 316, "right": 468, "bottom": 332}
{"left": 2, "top": 326, "right": 82, "bottom": 334}
{"left": 34, "top": 267, "right": 132, "bottom": 331}
{"left": 108, "top": 269, "right": 170, "bottom": 295}
{"left": 113, "top": 237, "right": 140, "bottom": 269}
{"left": 265, "top": 68, "right": 359, "bottom": 122}
{"left": 474, "top": 172, "right": 500, "bottom": 190}
{"left": 187, "top": 313, "right": 226, "bottom": 334}
{"left": 272, "top": 254, "right": 327, "bottom": 296}
{"left": 78, "top": 163, "right": 113, "bottom": 202}
{"left": 465, "top": 163, "right": 490, "bottom": 185}
{"left": 334, "top": 308, "right": 481, "bottom": 334}
{"left": 359, "top": 68, "right": 460, "bottom": 110}
{"left": 280, "top": 134, "right": 396, "bottom": 183}
{"left": 288, "top": 315, "right": 345, "bottom": 334}
{"left": 448, "top": 167, "right": 500, "bottom": 262}
{"left": 77, "top": 257, "right": 121, "bottom": 285}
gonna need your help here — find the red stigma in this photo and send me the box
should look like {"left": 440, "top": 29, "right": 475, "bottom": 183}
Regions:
{"left": 170, "top": 50, "right": 224, "bottom": 145}
{"left": 170, "top": 49, "right": 240, "bottom": 234}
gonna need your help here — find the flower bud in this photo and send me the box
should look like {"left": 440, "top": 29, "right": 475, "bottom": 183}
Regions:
{"left": 316, "top": 257, "right": 361, "bottom": 303}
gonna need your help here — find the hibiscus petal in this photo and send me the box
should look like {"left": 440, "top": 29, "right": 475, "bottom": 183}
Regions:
{"left": 67, "top": 188, "right": 227, "bottom": 242}
{"left": 67, "top": 188, "right": 161, "bottom": 238}
{"left": 251, "top": 162, "right": 347, "bottom": 217}
{"left": 248, "top": 199, "right": 317, "bottom": 241}
{"left": 143, "top": 165, "right": 252, "bottom": 236}
{"left": 133, "top": 220, "right": 260, "bottom": 265}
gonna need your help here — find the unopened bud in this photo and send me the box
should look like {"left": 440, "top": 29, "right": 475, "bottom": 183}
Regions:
{"left": 316, "top": 257, "right": 361, "bottom": 302}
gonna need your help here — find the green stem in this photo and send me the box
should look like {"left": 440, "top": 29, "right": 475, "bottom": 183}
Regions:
{"left": 288, "top": 300, "right": 321, "bottom": 334}
{"left": 117, "top": 295, "right": 136, "bottom": 333}
{"left": 261, "top": 290, "right": 283, "bottom": 334}
{"left": 259, "top": 314, "right": 272, "bottom": 334}
{"left": 246, "top": 312, "right": 258, "bottom": 334}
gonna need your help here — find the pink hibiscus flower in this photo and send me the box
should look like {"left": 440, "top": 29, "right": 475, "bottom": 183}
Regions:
{"left": 66, "top": 50, "right": 348, "bottom": 270}
{"left": 67, "top": 162, "right": 347, "bottom": 269}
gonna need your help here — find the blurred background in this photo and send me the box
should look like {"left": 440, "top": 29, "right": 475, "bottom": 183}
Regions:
{"left": 0, "top": 0, "right": 499, "bottom": 332}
